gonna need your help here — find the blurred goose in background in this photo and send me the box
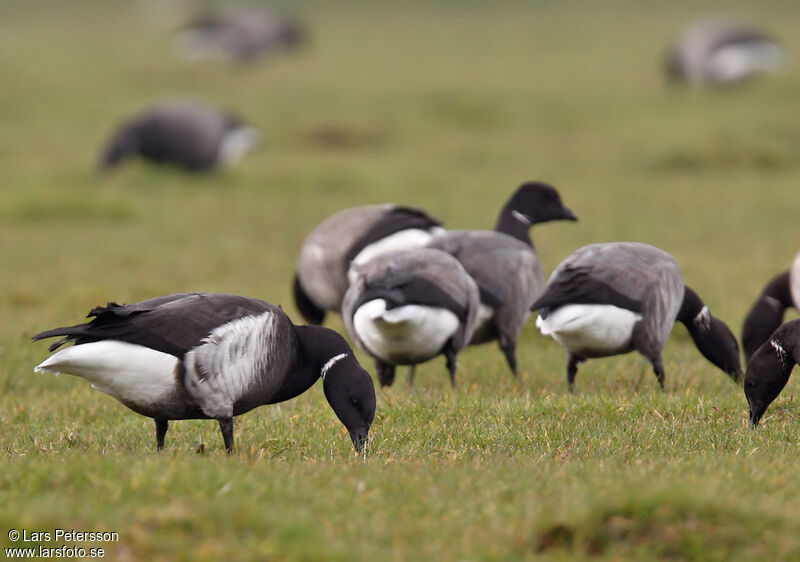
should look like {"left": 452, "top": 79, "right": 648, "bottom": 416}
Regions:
{"left": 531, "top": 242, "right": 742, "bottom": 391}
{"left": 176, "top": 5, "right": 305, "bottom": 63}
{"left": 293, "top": 205, "right": 444, "bottom": 325}
{"left": 744, "top": 319, "right": 800, "bottom": 427}
{"left": 427, "top": 182, "right": 577, "bottom": 376}
{"left": 742, "top": 251, "right": 800, "bottom": 361}
{"left": 32, "top": 293, "right": 375, "bottom": 453}
{"left": 100, "top": 100, "right": 261, "bottom": 172}
{"left": 664, "top": 18, "right": 784, "bottom": 86}
{"left": 342, "top": 248, "right": 480, "bottom": 388}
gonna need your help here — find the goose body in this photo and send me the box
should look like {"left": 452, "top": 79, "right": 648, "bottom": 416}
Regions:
{"left": 177, "top": 6, "right": 305, "bottom": 63}
{"left": 427, "top": 182, "right": 577, "bottom": 375}
{"left": 745, "top": 319, "right": 800, "bottom": 427}
{"left": 293, "top": 204, "right": 444, "bottom": 325}
{"left": 531, "top": 242, "right": 741, "bottom": 390}
{"left": 665, "top": 19, "right": 784, "bottom": 86}
{"left": 33, "top": 293, "right": 375, "bottom": 453}
{"left": 742, "top": 252, "right": 800, "bottom": 361}
{"left": 100, "top": 101, "right": 260, "bottom": 172}
{"left": 342, "top": 248, "right": 480, "bottom": 387}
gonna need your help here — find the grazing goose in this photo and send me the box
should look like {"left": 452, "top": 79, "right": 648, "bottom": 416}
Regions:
{"left": 427, "top": 181, "right": 577, "bottom": 375}
{"left": 742, "top": 252, "right": 800, "bottom": 361}
{"left": 293, "top": 204, "right": 445, "bottom": 325}
{"left": 664, "top": 18, "right": 784, "bottom": 86}
{"left": 32, "top": 293, "right": 376, "bottom": 453}
{"left": 744, "top": 319, "right": 800, "bottom": 427}
{"left": 342, "top": 248, "right": 480, "bottom": 387}
{"left": 531, "top": 242, "right": 742, "bottom": 391}
{"left": 100, "top": 101, "right": 261, "bottom": 172}
{"left": 176, "top": 6, "right": 305, "bottom": 63}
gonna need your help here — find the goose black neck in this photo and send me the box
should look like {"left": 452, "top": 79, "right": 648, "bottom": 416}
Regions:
{"left": 294, "top": 325, "right": 352, "bottom": 370}
{"left": 768, "top": 319, "right": 800, "bottom": 367}
{"left": 742, "top": 271, "right": 792, "bottom": 361}
{"left": 761, "top": 271, "right": 793, "bottom": 305}
{"left": 271, "top": 325, "right": 352, "bottom": 402}
{"left": 494, "top": 207, "right": 533, "bottom": 246}
{"left": 676, "top": 286, "right": 705, "bottom": 327}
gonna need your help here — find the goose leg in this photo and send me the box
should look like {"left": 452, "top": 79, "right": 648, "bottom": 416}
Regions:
{"left": 407, "top": 365, "right": 416, "bottom": 386}
{"left": 651, "top": 356, "right": 665, "bottom": 390}
{"left": 218, "top": 417, "right": 235, "bottom": 454}
{"left": 566, "top": 353, "right": 583, "bottom": 393}
{"left": 376, "top": 359, "right": 396, "bottom": 387}
{"left": 499, "top": 335, "right": 518, "bottom": 377}
{"left": 155, "top": 419, "right": 169, "bottom": 451}
{"left": 444, "top": 347, "right": 458, "bottom": 387}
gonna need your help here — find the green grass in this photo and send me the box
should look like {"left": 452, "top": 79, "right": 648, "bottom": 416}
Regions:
{"left": 2, "top": 0, "right": 800, "bottom": 560}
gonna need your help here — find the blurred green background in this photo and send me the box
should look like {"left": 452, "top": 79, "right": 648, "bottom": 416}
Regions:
{"left": 1, "top": 1, "right": 799, "bottom": 560}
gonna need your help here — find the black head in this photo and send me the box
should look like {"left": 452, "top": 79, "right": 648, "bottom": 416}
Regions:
{"left": 744, "top": 320, "right": 800, "bottom": 427}
{"left": 322, "top": 354, "right": 376, "bottom": 453}
{"left": 745, "top": 340, "right": 794, "bottom": 427}
{"left": 99, "top": 125, "right": 141, "bottom": 170}
{"left": 502, "top": 182, "right": 577, "bottom": 224}
{"left": 494, "top": 182, "right": 577, "bottom": 244}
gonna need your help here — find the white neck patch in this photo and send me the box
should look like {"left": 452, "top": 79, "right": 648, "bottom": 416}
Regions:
{"left": 511, "top": 210, "right": 532, "bottom": 225}
{"left": 320, "top": 353, "right": 348, "bottom": 380}
{"left": 693, "top": 306, "right": 711, "bottom": 332}
{"left": 770, "top": 339, "right": 788, "bottom": 366}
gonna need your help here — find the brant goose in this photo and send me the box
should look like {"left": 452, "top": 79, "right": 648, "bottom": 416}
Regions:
{"left": 176, "top": 6, "right": 305, "bottom": 63}
{"left": 664, "top": 18, "right": 784, "bottom": 86}
{"left": 531, "top": 242, "right": 742, "bottom": 391}
{"left": 100, "top": 101, "right": 261, "bottom": 172}
{"left": 742, "top": 252, "right": 800, "bottom": 361}
{"left": 342, "top": 248, "right": 480, "bottom": 387}
{"left": 745, "top": 319, "right": 800, "bottom": 427}
{"left": 293, "top": 204, "right": 444, "bottom": 325}
{"left": 427, "top": 182, "right": 577, "bottom": 375}
{"left": 32, "top": 293, "right": 376, "bottom": 453}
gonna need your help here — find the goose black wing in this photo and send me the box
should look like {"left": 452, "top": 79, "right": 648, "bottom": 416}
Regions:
{"left": 350, "top": 271, "right": 469, "bottom": 322}
{"left": 531, "top": 242, "right": 683, "bottom": 315}
{"left": 345, "top": 206, "right": 442, "bottom": 264}
{"left": 32, "top": 292, "right": 278, "bottom": 357}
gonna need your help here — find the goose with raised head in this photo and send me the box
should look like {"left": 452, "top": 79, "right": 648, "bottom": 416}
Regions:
{"left": 427, "top": 181, "right": 577, "bottom": 375}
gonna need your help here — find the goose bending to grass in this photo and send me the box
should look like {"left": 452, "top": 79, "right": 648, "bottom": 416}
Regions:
{"left": 32, "top": 293, "right": 375, "bottom": 453}
{"left": 100, "top": 100, "right": 261, "bottom": 172}
{"left": 664, "top": 18, "right": 784, "bottom": 86}
{"left": 427, "top": 181, "right": 577, "bottom": 375}
{"left": 342, "top": 248, "right": 480, "bottom": 388}
{"left": 293, "top": 204, "right": 444, "bottom": 325}
{"left": 531, "top": 242, "right": 742, "bottom": 391}
{"left": 176, "top": 6, "right": 305, "bottom": 63}
{"left": 744, "top": 319, "right": 800, "bottom": 427}
{"left": 741, "top": 252, "right": 800, "bottom": 361}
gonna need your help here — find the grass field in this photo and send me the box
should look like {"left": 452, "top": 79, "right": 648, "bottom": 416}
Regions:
{"left": 2, "top": 0, "right": 800, "bottom": 560}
